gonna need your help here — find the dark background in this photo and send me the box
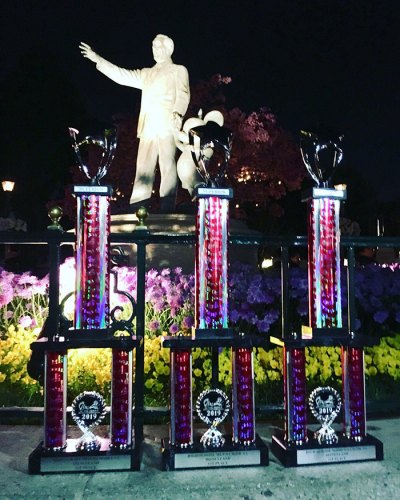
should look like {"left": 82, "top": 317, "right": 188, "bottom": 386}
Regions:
{"left": 1, "top": 0, "right": 399, "bottom": 231}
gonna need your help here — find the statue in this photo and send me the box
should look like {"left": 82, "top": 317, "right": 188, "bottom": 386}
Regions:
{"left": 79, "top": 35, "right": 190, "bottom": 212}
{"left": 175, "top": 110, "right": 225, "bottom": 195}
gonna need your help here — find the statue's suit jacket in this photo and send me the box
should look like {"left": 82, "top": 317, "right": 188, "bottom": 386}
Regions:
{"left": 96, "top": 59, "right": 190, "bottom": 139}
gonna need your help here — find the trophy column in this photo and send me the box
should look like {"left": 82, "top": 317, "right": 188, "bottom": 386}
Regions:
{"left": 232, "top": 347, "right": 255, "bottom": 445}
{"left": 283, "top": 346, "right": 307, "bottom": 444}
{"left": 44, "top": 351, "right": 67, "bottom": 450}
{"left": 196, "top": 194, "right": 229, "bottom": 330}
{"left": 110, "top": 350, "right": 133, "bottom": 448}
{"left": 170, "top": 350, "right": 193, "bottom": 447}
{"left": 75, "top": 192, "right": 110, "bottom": 329}
{"left": 342, "top": 346, "right": 366, "bottom": 440}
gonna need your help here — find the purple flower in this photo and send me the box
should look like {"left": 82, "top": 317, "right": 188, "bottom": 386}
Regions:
{"left": 256, "top": 317, "right": 273, "bottom": 332}
{"left": 182, "top": 315, "right": 194, "bottom": 329}
{"left": 169, "top": 323, "right": 179, "bottom": 334}
{"left": 152, "top": 299, "right": 164, "bottom": 313}
{"left": 247, "top": 284, "right": 268, "bottom": 304}
{"left": 167, "top": 290, "right": 183, "bottom": 309}
{"left": 148, "top": 319, "right": 161, "bottom": 332}
{"left": 230, "top": 309, "right": 240, "bottom": 322}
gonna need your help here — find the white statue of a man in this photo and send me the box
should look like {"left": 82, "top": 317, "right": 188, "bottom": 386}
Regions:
{"left": 79, "top": 35, "right": 190, "bottom": 212}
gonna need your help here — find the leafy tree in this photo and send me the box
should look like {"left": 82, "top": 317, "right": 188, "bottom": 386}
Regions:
{"left": 188, "top": 75, "right": 305, "bottom": 212}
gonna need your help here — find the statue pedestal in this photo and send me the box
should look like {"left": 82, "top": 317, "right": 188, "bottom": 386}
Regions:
{"left": 110, "top": 214, "right": 260, "bottom": 272}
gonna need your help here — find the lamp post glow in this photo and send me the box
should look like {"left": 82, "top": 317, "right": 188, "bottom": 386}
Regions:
{"left": 2, "top": 180, "right": 15, "bottom": 192}
{"left": 1, "top": 179, "right": 15, "bottom": 218}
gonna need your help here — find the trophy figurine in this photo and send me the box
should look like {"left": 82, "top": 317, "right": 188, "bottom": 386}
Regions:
{"left": 71, "top": 392, "right": 107, "bottom": 452}
{"left": 299, "top": 128, "right": 343, "bottom": 188}
{"left": 68, "top": 127, "right": 117, "bottom": 185}
{"left": 196, "top": 389, "right": 230, "bottom": 448}
{"left": 189, "top": 119, "right": 233, "bottom": 188}
{"left": 309, "top": 387, "right": 341, "bottom": 445}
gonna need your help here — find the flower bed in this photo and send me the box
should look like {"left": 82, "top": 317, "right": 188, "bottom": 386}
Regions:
{"left": 1, "top": 261, "right": 400, "bottom": 408}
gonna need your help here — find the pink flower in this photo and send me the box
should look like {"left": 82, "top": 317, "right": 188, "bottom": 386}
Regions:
{"left": 17, "top": 272, "right": 36, "bottom": 285}
{"left": 19, "top": 315, "right": 33, "bottom": 328}
{"left": 0, "top": 282, "right": 14, "bottom": 307}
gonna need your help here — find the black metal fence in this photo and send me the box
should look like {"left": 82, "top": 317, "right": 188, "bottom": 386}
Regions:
{"left": 1, "top": 228, "right": 400, "bottom": 428}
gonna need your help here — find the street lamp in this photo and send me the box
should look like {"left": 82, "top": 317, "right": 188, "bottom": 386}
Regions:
{"left": 2, "top": 179, "right": 15, "bottom": 217}
{"left": 2, "top": 180, "right": 15, "bottom": 193}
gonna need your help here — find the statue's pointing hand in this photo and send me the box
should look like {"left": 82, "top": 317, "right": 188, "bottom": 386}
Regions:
{"left": 79, "top": 42, "right": 101, "bottom": 64}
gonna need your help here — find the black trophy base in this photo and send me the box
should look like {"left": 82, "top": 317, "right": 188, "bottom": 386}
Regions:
{"left": 29, "top": 438, "right": 141, "bottom": 474}
{"left": 270, "top": 431, "right": 383, "bottom": 467}
{"left": 161, "top": 435, "right": 268, "bottom": 471}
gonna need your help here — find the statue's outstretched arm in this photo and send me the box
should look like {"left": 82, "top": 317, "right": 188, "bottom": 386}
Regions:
{"left": 80, "top": 41, "right": 142, "bottom": 89}
{"left": 79, "top": 42, "right": 102, "bottom": 64}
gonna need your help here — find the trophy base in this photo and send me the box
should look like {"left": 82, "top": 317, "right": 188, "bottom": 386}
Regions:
{"left": 270, "top": 431, "right": 383, "bottom": 467}
{"left": 28, "top": 439, "right": 141, "bottom": 474}
{"left": 161, "top": 434, "right": 268, "bottom": 470}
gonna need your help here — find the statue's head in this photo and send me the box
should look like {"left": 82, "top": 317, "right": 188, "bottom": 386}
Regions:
{"left": 152, "top": 34, "right": 174, "bottom": 63}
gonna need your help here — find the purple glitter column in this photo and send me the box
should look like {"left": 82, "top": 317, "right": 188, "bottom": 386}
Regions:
{"left": 342, "top": 347, "right": 366, "bottom": 440}
{"left": 232, "top": 348, "right": 255, "bottom": 445}
{"left": 110, "top": 350, "right": 132, "bottom": 448}
{"left": 308, "top": 198, "right": 342, "bottom": 328}
{"left": 284, "top": 347, "right": 307, "bottom": 444}
{"left": 75, "top": 194, "right": 110, "bottom": 329}
{"left": 170, "top": 350, "right": 192, "bottom": 447}
{"left": 44, "top": 351, "right": 66, "bottom": 450}
{"left": 195, "top": 196, "right": 229, "bottom": 329}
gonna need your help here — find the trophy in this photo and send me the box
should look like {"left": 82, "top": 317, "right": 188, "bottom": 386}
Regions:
{"left": 162, "top": 116, "right": 268, "bottom": 469}
{"left": 68, "top": 127, "right": 116, "bottom": 184}
{"left": 189, "top": 120, "right": 233, "bottom": 187}
{"left": 300, "top": 128, "right": 343, "bottom": 187}
{"left": 71, "top": 391, "right": 107, "bottom": 452}
{"left": 309, "top": 387, "right": 341, "bottom": 445}
{"left": 196, "top": 389, "right": 230, "bottom": 448}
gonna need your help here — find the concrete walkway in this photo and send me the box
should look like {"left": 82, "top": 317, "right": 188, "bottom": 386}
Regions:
{"left": 0, "top": 419, "right": 399, "bottom": 499}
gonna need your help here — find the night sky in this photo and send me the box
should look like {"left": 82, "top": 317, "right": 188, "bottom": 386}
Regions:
{"left": 2, "top": 1, "right": 399, "bottom": 207}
